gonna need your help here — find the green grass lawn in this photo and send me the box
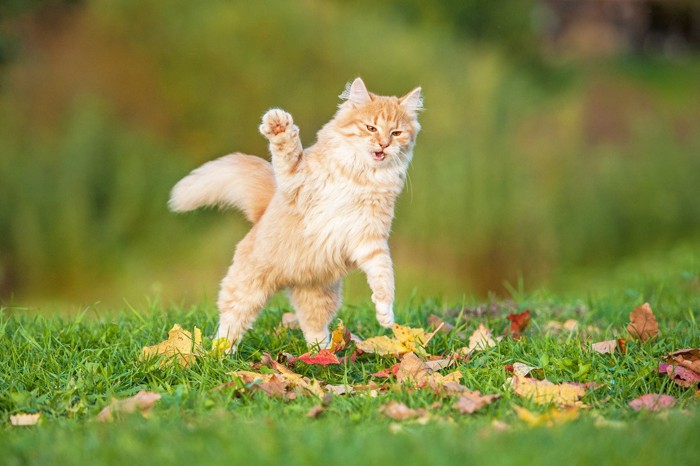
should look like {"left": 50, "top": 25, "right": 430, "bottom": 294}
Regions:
{"left": 1, "top": 265, "right": 699, "bottom": 465}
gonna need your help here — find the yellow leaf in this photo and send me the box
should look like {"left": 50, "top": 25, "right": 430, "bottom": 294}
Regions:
{"left": 141, "top": 324, "right": 201, "bottom": 367}
{"left": 209, "top": 337, "right": 232, "bottom": 358}
{"left": 514, "top": 405, "right": 579, "bottom": 427}
{"left": 329, "top": 320, "right": 349, "bottom": 353}
{"left": 508, "top": 375, "right": 586, "bottom": 406}
{"left": 356, "top": 335, "right": 411, "bottom": 356}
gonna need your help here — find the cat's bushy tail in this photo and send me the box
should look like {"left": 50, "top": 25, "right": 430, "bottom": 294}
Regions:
{"left": 169, "top": 153, "right": 275, "bottom": 223}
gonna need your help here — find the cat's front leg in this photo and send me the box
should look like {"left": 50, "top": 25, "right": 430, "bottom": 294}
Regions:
{"left": 354, "top": 244, "right": 396, "bottom": 328}
{"left": 259, "top": 109, "right": 303, "bottom": 177}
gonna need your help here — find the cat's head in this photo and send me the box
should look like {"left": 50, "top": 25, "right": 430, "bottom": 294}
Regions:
{"left": 330, "top": 77, "right": 422, "bottom": 168}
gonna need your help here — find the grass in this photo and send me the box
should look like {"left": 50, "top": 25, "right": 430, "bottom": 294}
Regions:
{"left": 1, "top": 263, "right": 699, "bottom": 465}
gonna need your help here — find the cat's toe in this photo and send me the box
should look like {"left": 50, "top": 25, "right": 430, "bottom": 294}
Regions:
{"left": 260, "top": 108, "right": 294, "bottom": 139}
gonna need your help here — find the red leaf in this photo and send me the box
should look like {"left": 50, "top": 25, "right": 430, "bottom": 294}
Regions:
{"left": 506, "top": 310, "right": 531, "bottom": 338}
{"left": 295, "top": 349, "right": 340, "bottom": 366}
{"left": 628, "top": 394, "right": 675, "bottom": 411}
{"left": 666, "top": 364, "right": 700, "bottom": 388}
{"left": 373, "top": 363, "right": 400, "bottom": 378}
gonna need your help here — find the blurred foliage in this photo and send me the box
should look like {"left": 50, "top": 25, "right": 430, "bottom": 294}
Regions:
{"left": 0, "top": 0, "right": 699, "bottom": 306}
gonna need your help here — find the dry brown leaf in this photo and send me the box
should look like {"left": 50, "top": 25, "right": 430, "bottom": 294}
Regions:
{"left": 10, "top": 413, "right": 41, "bottom": 426}
{"left": 452, "top": 390, "right": 500, "bottom": 414}
{"left": 379, "top": 401, "right": 428, "bottom": 421}
{"left": 427, "top": 314, "right": 454, "bottom": 333}
{"left": 627, "top": 302, "right": 659, "bottom": 341}
{"left": 508, "top": 375, "right": 586, "bottom": 406}
{"left": 667, "top": 348, "right": 700, "bottom": 373}
{"left": 229, "top": 359, "right": 324, "bottom": 399}
{"left": 96, "top": 391, "right": 162, "bottom": 422}
{"left": 664, "top": 363, "right": 700, "bottom": 388}
{"left": 140, "top": 324, "right": 202, "bottom": 367}
{"left": 544, "top": 319, "right": 579, "bottom": 334}
{"left": 325, "top": 384, "right": 354, "bottom": 395}
{"left": 396, "top": 352, "right": 431, "bottom": 386}
{"left": 514, "top": 405, "right": 579, "bottom": 427}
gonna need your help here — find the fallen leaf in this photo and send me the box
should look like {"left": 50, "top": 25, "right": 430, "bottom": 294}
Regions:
{"left": 10, "top": 413, "right": 41, "bottom": 426}
{"left": 140, "top": 324, "right": 202, "bottom": 367}
{"left": 627, "top": 302, "right": 659, "bottom": 341}
{"left": 396, "top": 352, "right": 431, "bottom": 387}
{"left": 665, "top": 364, "right": 700, "bottom": 388}
{"left": 591, "top": 338, "right": 627, "bottom": 355}
{"left": 96, "top": 391, "right": 161, "bottom": 422}
{"left": 544, "top": 319, "right": 579, "bottom": 334}
{"left": 329, "top": 321, "right": 351, "bottom": 353}
{"left": 628, "top": 394, "right": 676, "bottom": 411}
{"left": 325, "top": 384, "right": 354, "bottom": 395}
{"left": 505, "top": 310, "right": 531, "bottom": 338}
{"left": 372, "top": 364, "right": 399, "bottom": 378}
{"left": 667, "top": 348, "right": 700, "bottom": 373}
{"left": 356, "top": 324, "right": 431, "bottom": 356}
{"left": 452, "top": 390, "right": 500, "bottom": 414}
{"left": 295, "top": 349, "right": 340, "bottom": 366}
{"left": 428, "top": 314, "right": 454, "bottom": 334}
{"left": 229, "top": 358, "right": 324, "bottom": 399}
{"left": 505, "top": 362, "right": 541, "bottom": 378}
{"left": 508, "top": 375, "right": 586, "bottom": 406}
{"left": 424, "top": 356, "right": 457, "bottom": 372}
{"left": 514, "top": 406, "right": 579, "bottom": 427}
{"left": 307, "top": 405, "right": 325, "bottom": 418}
{"left": 460, "top": 324, "right": 496, "bottom": 356}
{"left": 379, "top": 401, "right": 428, "bottom": 421}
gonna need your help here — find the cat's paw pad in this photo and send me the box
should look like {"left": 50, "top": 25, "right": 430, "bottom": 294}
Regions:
{"left": 375, "top": 301, "right": 395, "bottom": 328}
{"left": 260, "top": 108, "right": 295, "bottom": 140}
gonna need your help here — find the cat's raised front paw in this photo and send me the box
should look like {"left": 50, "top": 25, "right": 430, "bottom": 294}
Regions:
{"left": 259, "top": 108, "right": 296, "bottom": 141}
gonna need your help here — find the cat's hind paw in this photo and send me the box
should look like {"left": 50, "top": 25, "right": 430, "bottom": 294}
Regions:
{"left": 259, "top": 108, "right": 297, "bottom": 141}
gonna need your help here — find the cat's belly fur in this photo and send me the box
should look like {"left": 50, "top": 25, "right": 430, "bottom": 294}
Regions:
{"left": 250, "top": 179, "right": 394, "bottom": 287}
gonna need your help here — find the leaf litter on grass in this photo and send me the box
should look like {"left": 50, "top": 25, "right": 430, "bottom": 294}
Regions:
{"left": 118, "top": 298, "right": 694, "bottom": 428}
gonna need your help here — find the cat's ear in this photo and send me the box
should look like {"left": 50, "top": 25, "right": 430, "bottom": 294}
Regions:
{"left": 339, "top": 77, "right": 372, "bottom": 106}
{"left": 400, "top": 86, "right": 423, "bottom": 113}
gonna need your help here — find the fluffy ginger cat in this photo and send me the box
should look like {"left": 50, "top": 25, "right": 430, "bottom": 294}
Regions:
{"left": 169, "top": 77, "right": 422, "bottom": 351}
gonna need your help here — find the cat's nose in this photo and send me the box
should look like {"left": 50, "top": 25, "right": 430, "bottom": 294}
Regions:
{"left": 379, "top": 141, "right": 389, "bottom": 149}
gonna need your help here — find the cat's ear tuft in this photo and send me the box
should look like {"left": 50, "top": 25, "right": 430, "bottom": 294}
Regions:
{"left": 400, "top": 86, "right": 423, "bottom": 113}
{"left": 339, "top": 77, "right": 372, "bottom": 106}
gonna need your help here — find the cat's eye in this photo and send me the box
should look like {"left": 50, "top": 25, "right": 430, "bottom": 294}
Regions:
{"left": 391, "top": 130, "right": 403, "bottom": 137}
{"left": 366, "top": 125, "right": 377, "bottom": 132}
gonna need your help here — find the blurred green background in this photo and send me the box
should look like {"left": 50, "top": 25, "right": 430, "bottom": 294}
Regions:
{"left": 1, "top": 0, "right": 699, "bottom": 310}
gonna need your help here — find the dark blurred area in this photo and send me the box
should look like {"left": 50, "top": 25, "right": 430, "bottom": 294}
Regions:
{"left": 1, "top": 0, "right": 699, "bottom": 308}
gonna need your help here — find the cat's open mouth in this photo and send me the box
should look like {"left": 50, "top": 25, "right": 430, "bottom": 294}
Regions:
{"left": 373, "top": 151, "right": 386, "bottom": 161}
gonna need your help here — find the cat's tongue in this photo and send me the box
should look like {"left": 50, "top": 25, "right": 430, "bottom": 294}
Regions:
{"left": 373, "top": 151, "right": 386, "bottom": 161}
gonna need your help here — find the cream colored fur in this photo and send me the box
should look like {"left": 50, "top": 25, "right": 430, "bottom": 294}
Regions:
{"left": 170, "top": 78, "right": 422, "bottom": 351}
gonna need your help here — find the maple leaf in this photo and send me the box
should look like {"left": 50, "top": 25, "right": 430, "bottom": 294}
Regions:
{"left": 452, "top": 390, "right": 500, "bottom": 414}
{"left": 505, "top": 310, "right": 530, "bottom": 338}
{"left": 96, "top": 391, "right": 161, "bottom": 422}
{"left": 10, "top": 413, "right": 41, "bottom": 426}
{"left": 508, "top": 374, "right": 586, "bottom": 406}
{"left": 140, "top": 324, "right": 202, "bottom": 367}
{"left": 628, "top": 394, "right": 676, "bottom": 411}
{"left": 295, "top": 349, "right": 340, "bottom": 366}
{"left": 627, "top": 302, "right": 659, "bottom": 341}
{"left": 396, "top": 352, "right": 431, "bottom": 387}
{"left": 229, "top": 356, "right": 325, "bottom": 399}
{"left": 514, "top": 406, "right": 579, "bottom": 427}
{"left": 667, "top": 348, "right": 700, "bottom": 373}
{"left": 355, "top": 324, "right": 432, "bottom": 356}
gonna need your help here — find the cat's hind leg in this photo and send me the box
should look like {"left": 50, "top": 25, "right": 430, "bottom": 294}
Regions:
{"left": 288, "top": 281, "right": 342, "bottom": 348}
{"left": 215, "top": 263, "right": 275, "bottom": 352}
{"left": 259, "top": 109, "right": 303, "bottom": 178}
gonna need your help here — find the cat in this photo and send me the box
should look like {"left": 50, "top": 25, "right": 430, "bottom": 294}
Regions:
{"left": 169, "top": 77, "right": 423, "bottom": 351}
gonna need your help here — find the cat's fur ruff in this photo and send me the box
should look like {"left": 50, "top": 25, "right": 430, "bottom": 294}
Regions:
{"left": 169, "top": 78, "right": 422, "bottom": 350}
